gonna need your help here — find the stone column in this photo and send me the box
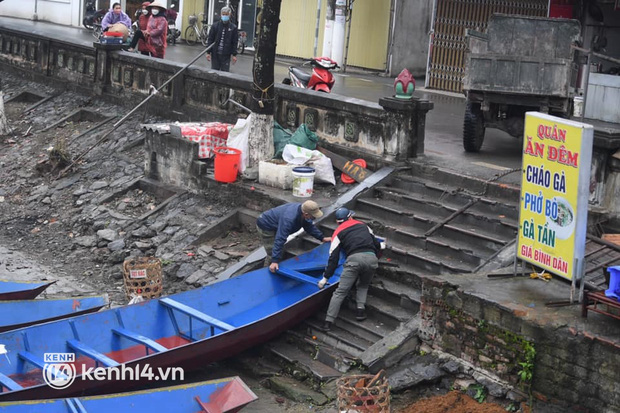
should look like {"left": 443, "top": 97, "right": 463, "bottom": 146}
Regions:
{"left": 93, "top": 42, "right": 123, "bottom": 95}
{"left": 379, "top": 96, "right": 434, "bottom": 160}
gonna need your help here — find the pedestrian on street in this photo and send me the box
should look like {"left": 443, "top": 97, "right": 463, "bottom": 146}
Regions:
{"left": 127, "top": 2, "right": 151, "bottom": 54}
{"left": 143, "top": 0, "right": 168, "bottom": 59}
{"left": 318, "top": 208, "right": 382, "bottom": 332}
{"left": 101, "top": 2, "right": 131, "bottom": 32}
{"left": 256, "top": 200, "right": 331, "bottom": 274}
{"left": 206, "top": 6, "right": 238, "bottom": 72}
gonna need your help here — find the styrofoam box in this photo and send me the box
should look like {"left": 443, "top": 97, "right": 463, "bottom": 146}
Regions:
{"left": 259, "top": 161, "right": 295, "bottom": 189}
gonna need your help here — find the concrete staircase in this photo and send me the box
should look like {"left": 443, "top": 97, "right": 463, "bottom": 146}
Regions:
{"left": 259, "top": 166, "right": 521, "bottom": 394}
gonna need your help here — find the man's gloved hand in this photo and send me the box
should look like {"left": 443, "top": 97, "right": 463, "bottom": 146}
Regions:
{"left": 317, "top": 277, "right": 328, "bottom": 289}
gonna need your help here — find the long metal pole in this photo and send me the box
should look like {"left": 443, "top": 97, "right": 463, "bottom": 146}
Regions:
{"left": 57, "top": 43, "right": 215, "bottom": 179}
{"left": 314, "top": 0, "right": 322, "bottom": 57}
{"left": 342, "top": 0, "right": 353, "bottom": 73}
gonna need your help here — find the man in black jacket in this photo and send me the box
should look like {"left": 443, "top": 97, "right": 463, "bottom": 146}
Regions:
{"left": 317, "top": 208, "right": 383, "bottom": 331}
{"left": 206, "top": 6, "right": 238, "bottom": 72}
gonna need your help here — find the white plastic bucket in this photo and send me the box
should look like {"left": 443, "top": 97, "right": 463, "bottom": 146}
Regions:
{"left": 573, "top": 96, "right": 584, "bottom": 118}
{"left": 292, "top": 167, "right": 316, "bottom": 197}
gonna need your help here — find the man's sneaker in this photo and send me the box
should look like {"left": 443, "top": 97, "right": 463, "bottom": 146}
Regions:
{"left": 356, "top": 308, "right": 367, "bottom": 321}
{"left": 320, "top": 321, "right": 332, "bottom": 332}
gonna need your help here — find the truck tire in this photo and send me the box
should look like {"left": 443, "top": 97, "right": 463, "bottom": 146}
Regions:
{"left": 463, "top": 101, "right": 485, "bottom": 152}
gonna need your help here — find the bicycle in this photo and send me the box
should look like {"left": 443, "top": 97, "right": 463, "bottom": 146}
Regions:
{"left": 185, "top": 13, "right": 209, "bottom": 46}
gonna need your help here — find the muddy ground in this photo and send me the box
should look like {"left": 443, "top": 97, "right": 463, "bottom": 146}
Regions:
{"left": 0, "top": 73, "right": 533, "bottom": 412}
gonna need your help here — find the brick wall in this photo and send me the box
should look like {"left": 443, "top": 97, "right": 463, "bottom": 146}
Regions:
{"left": 421, "top": 278, "right": 620, "bottom": 412}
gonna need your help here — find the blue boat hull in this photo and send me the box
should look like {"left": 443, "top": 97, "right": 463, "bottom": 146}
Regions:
{"left": 0, "top": 280, "right": 56, "bottom": 301}
{"left": 0, "top": 377, "right": 257, "bottom": 412}
{"left": 0, "top": 243, "right": 342, "bottom": 401}
{"left": 0, "top": 295, "right": 108, "bottom": 332}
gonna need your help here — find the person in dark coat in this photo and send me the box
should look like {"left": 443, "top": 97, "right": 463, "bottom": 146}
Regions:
{"left": 318, "top": 208, "right": 383, "bottom": 331}
{"left": 127, "top": 2, "right": 151, "bottom": 54}
{"left": 256, "top": 201, "right": 331, "bottom": 273}
{"left": 206, "top": 6, "right": 238, "bottom": 72}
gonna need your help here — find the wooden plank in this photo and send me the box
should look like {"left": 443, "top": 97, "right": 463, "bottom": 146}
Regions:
{"left": 0, "top": 372, "right": 22, "bottom": 391}
{"left": 276, "top": 268, "right": 323, "bottom": 286}
{"left": 316, "top": 147, "right": 371, "bottom": 183}
{"left": 67, "top": 339, "right": 119, "bottom": 367}
{"left": 111, "top": 328, "right": 167, "bottom": 353}
{"left": 602, "top": 234, "right": 620, "bottom": 247}
{"left": 159, "top": 298, "right": 234, "bottom": 332}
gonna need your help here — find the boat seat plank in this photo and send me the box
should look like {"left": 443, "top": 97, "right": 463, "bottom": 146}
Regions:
{"left": 66, "top": 398, "right": 88, "bottom": 413}
{"left": 18, "top": 351, "right": 68, "bottom": 379}
{"left": 276, "top": 268, "right": 322, "bottom": 286}
{"left": 160, "top": 298, "right": 234, "bottom": 331}
{"left": 67, "top": 339, "right": 119, "bottom": 367}
{"left": 0, "top": 372, "right": 22, "bottom": 391}
{"left": 111, "top": 328, "right": 167, "bottom": 353}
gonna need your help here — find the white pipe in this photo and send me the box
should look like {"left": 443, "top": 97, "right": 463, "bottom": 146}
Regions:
{"left": 332, "top": 0, "right": 346, "bottom": 64}
{"left": 322, "top": 0, "right": 335, "bottom": 57}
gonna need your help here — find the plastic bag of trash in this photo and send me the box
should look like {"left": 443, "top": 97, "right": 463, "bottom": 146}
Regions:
{"left": 282, "top": 144, "right": 336, "bottom": 185}
{"left": 227, "top": 115, "right": 251, "bottom": 173}
{"left": 290, "top": 124, "right": 318, "bottom": 150}
{"left": 128, "top": 294, "right": 145, "bottom": 305}
{"left": 273, "top": 121, "right": 293, "bottom": 159}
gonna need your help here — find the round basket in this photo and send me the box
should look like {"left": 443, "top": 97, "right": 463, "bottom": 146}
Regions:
{"left": 122, "top": 257, "right": 163, "bottom": 300}
{"left": 337, "top": 374, "right": 390, "bottom": 413}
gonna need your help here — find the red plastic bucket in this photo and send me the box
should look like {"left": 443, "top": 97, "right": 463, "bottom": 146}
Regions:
{"left": 214, "top": 147, "right": 241, "bottom": 183}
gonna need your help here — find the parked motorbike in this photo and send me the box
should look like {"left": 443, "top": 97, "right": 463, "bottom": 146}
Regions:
{"left": 167, "top": 19, "right": 181, "bottom": 45}
{"left": 237, "top": 31, "right": 247, "bottom": 55}
{"left": 283, "top": 57, "right": 339, "bottom": 93}
{"left": 83, "top": 0, "right": 106, "bottom": 30}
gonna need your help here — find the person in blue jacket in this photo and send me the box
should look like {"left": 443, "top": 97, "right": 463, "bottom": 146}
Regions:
{"left": 256, "top": 200, "right": 331, "bottom": 273}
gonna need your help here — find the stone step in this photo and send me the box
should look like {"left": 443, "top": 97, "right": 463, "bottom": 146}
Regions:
{"left": 375, "top": 182, "right": 473, "bottom": 210}
{"left": 267, "top": 338, "right": 343, "bottom": 382}
{"left": 400, "top": 166, "right": 521, "bottom": 205}
{"left": 369, "top": 277, "right": 421, "bottom": 313}
{"left": 361, "top": 190, "right": 516, "bottom": 244}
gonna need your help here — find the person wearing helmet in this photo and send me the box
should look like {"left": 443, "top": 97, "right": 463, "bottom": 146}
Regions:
{"left": 143, "top": 0, "right": 168, "bottom": 59}
{"left": 256, "top": 201, "right": 331, "bottom": 274}
{"left": 206, "top": 6, "right": 239, "bottom": 71}
{"left": 127, "top": 2, "right": 151, "bottom": 54}
{"left": 318, "top": 207, "right": 383, "bottom": 331}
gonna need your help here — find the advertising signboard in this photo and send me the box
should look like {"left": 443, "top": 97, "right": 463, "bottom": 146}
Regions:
{"left": 517, "top": 112, "right": 593, "bottom": 281}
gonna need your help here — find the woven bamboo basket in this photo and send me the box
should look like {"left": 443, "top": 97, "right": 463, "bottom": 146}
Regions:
{"left": 337, "top": 373, "right": 390, "bottom": 412}
{"left": 122, "top": 257, "right": 163, "bottom": 300}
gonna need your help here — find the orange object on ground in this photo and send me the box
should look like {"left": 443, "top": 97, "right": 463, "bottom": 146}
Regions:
{"left": 341, "top": 159, "right": 367, "bottom": 184}
{"left": 214, "top": 147, "right": 241, "bottom": 183}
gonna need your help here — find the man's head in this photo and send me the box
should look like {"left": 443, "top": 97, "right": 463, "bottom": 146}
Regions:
{"left": 112, "top": 2, "right": 121, "bottom": 13}
{"left": 301, "top": 200, "right": 323, "bottom": 220}
{"left": 335, "top": 207, "right": 354, "bottom": 223}
{"left": 220, "top": 6, "right": 231, "bottom": 23}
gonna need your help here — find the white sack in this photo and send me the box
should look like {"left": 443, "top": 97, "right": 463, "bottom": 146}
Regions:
{"left": 226, "top": 114, "right": 251, "bottom": 173}
{"left": 282, "top": 144, "right": 336, "bottom": 186}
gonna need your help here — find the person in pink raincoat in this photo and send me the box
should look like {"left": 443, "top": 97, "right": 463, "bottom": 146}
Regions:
{"left": 144, "top": 0, "right": 168, "bottom": 59}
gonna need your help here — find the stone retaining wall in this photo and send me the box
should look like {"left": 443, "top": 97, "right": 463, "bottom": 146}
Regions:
{"left": 0, "top": 26, "right": 433, "bottom": 164}
{"left": 421, "top": 278, "right": 620, "bottom": 412}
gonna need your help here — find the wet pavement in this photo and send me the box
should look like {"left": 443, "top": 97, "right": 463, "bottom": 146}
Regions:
{"left": 0, "top": 16, "right": 524, "bottom": 185}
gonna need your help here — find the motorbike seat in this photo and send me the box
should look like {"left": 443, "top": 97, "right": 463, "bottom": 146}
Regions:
{"left": 291, "top": 67, "right": 311, "bottom": 83}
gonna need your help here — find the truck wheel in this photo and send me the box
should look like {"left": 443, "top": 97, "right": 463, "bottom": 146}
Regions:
{"left": 463, "top": 101, "right": 485, "bottom": 152}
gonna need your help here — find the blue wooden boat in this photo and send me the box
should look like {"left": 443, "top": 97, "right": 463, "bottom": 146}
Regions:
{"left": 0, "top": 243, "right": 342, "bottom": 401}
{"left": 0, "top": 376, "right": 257, "bottom": 412}
{"left": 0, "top": 280, "right": 56, "bottom": 301}
{"left": 0, "top": 295, "right": 109, "bottom": 333}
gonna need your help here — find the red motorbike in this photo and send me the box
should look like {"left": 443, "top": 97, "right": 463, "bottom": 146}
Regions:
{"left": 283, "top": 57, "right": 339, "bottom": 93}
